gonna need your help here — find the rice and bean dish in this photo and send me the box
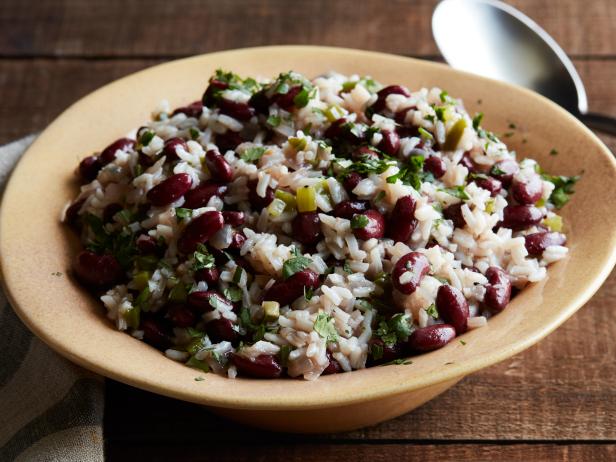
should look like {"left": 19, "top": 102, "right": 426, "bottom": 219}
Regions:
{"left": 63, "top": 70, "right": 578, "bottom": 380}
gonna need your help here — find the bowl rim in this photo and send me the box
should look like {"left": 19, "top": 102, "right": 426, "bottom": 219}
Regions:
{"left": 2, "top": 45, "right": 616, "bottom": 411}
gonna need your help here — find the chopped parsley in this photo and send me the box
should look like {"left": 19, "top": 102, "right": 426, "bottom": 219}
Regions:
{"left": 439, "top": 90, "right": 449, "bottom": 102}
{"left": 472, "top": 112, "right": 484, "bottom": 130}
{"left": 175, "top": 207, "right": 192, "bottom": 221}
{"left": 425, "top": 303, "right": 439, "bottom": 319}
{"left": 138, "top": 129, "right": 155, "bottom": 147}
{"left": 313, "top": 313, "right": 339, "bottom": 343}
{"left": 350, "top": 214, "right": 369, "bottom": 229}
{"left": 189, "top": 127, "right": 200, "bottom": 140}
{"left": 386, "top": 154, "right": 432, "bottom": 190}
{"left": 304, "top": 286, "right": 314, "bottom": 301}
{"left": 383, "top": 359, "right": 413, "bottom": 366}
{"left": 339, "top": 155, "right": 395, "bottom": 178}
{"left": 550, "top": 148, "right": 559, "bottom": 156}
{"left": 439, "top": 186, "right": 470, "bottom": 200}
{"left": 194, "top": 376, "right": 205, "bottom": 381}
{"left": 460, "top": 340, "right": 467, "bottom": 345}
{"left": 541, "top": 174, "right": 580, "bottom": 208}
{"left": 266, "top": 115, "right": 281, "bottom": 127}
{"left": 375, "top": 314, "right": 414, "bottom": 346}
{"left": 223, "top": 286, "right": 243, "bottom": 303}
{"left": 418, "top": 127, "right": 434, "bottom": 141}
{"left": 192, "top": 244, "right": 215, "bottom": 271}
{"left": 240, "top": 146, "right": 267, "bottom": 163}
{"left": 282, "top": 247, "right": 312, "bottom": 279}
{"left": 343, "top": 261, "right": 353, "bottom": 274}
{"left": 186, "top": 356, "right": 210, "bottom": 373}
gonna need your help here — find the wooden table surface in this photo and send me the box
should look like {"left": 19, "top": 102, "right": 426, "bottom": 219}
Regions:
{"left": 2, "top": 1, "right": 615, "bottom": 460}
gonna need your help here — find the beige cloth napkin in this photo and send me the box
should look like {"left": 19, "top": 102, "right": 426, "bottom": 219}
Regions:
{"left": 0, "top": 136, "right": 105, "bottom": 462}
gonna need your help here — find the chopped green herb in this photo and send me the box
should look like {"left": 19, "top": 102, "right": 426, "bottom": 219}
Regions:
{"left": 51, "top": 271, "right": 63, "bottom": 277}
{"left": 350, "top": 214, "right": 369, "bottom": 229}
{"left": 266, "top": 115, "right": 281, "bottom": 127}
{"left": 541, "top": 174, "right": 580, "bottom": 208}
{"left": 550, "top": 148, "right": 559, "bottom": 156}
{"left": 241, "top": 146, "right": 267, "bottom": 163}
{"left": 175, "top": 207, "right": 192, "bottom": 221}
{"left": 425, "top": 303, "right": 439, "bottom": 319}
{"left": 134, "top": 163, "right": 143, "bottom": 177}
{"left": 370, "top": 342, "right": 384, "bottom": 360}
{"left": 383, "top": 359, "right": 413, "bottom": 366}
{"left": 418, "top": 127, "right": 434, "bottom": 141}
{"left": 434, "top": 106, "right": 446, "bottom": 121}
{"left": 472, "top": 112, "right": 484, "bottom": 130}
{"left": 374, "top": 190, "right": 386, "bottom": 203}
{"left": 490, "top": 165, "right": 506, "bottom": 176}
{"left": 343, "top": 261, "right": 353, "bottom": 274}
{"left": 223, "top": 286, "right": 243, "bottom": 303}
{"left": 389, "top": 313, "right": 413, "bottom": 341}
{"left": 189, "top": 127, "right": 200, "bottom": 140}
{"left": 293, "top": 87, "right": 315, "bottom": 108}
{"left": 424, "top": 114, "right": 436, "bottom": 123}
{"left": 280, "top": 345, "right": 291, "bottom": 366}
{"left": 313, "top": 313, "right": 339, "bottom": 343}
{"left": 194, "top": 376, "right": 205, "bottom": 381}
{"left": 233, "top": 267, "right": 244, "bottom": 284}
{"left": 304, "top": 285, "right": 314, "bottom": 301}
{"left": 282, "top": 248, "right": 312, "bottom": 280}
{"left": 186, "top": 356, "right": 210, "bottom": 373}
{"left": 439, "top": 90, "right": 449, "bottom": 102}
{"left": 503, "top": 131, "right": 514, "bottom": 138}
{"left": 192, "top": 245, "right": 215, "bottom": 271}
{"left": 134, "top": 286, "right": 150, "bottom": 310}
{"left": 508, "top": 122, "right": 517, "bottom": 129}
{"left": 440, "top": 186, "right": 470, "bottom": 201}
{"left": 460, "top": 340, "right": 467, "bottom": 345}
{"left": 139, "top": 130, "right": 155, "bottom": 147}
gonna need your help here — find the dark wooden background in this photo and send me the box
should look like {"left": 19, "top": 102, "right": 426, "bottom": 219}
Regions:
{"left": 2, "top": 1, "right": 615, "bottom": 460}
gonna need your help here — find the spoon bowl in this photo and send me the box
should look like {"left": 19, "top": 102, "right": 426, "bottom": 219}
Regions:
{"left": 433, "top": 0, "right": 616, "bottom": 135}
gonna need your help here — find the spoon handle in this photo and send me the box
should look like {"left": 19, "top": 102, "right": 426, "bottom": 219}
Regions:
{"left": 579, "top": 112, "right": 616, "bottom": 137}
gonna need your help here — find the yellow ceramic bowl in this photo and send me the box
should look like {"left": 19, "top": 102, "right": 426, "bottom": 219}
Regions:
{"left": 1, "top": 46, "right": 615, "bottom": 433}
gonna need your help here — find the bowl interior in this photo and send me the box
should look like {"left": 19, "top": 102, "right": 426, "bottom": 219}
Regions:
{"left": 1, "top": 46, "right": 615, "bottom": 410}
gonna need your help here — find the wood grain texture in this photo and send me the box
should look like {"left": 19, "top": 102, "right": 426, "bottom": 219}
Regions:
{"left": 0, "top": 0, "right": 615, "bottom": 58}
{"left": 104, "top": 442, "right": 616, "bottom": 462}
{"left": 0, "top": 58, "right": 614, "bottom": 151}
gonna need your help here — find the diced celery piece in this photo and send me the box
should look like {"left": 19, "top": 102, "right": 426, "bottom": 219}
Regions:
{"left": 289, "top": 137, "right": 307, "bottom": 151}
{"left": 124, "top": 305, "right": 140, "bottom": 329}
{"left": 267, "top": 198, "right": 287, "bottom": 217}
{"left": 443, "top": 118, "right": 467, "bottom": 151}
{"left": 133, "top": 271, "right": 151, "bottom": 291}
{"left": 542, "top": 215, "right": 563, "bottom": 232}
{"left": 168, "top": 282, "right": 188, "bottom": 303}
{"left": 135, "top": 255, "right": 158, "bottom": 271}
{"left": 324, "top": 105, "right": 345, "bottom": 122}
{"left": 296, "top": 185, "right": 317, "bottom": 212}
{"left": 275, "top": 189, "right": 297, "bottom": 209}
{"left": 262, "top": 301, "right": 280, "bottom": 322}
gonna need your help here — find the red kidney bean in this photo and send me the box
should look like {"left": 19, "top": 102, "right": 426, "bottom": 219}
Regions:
{"left": 138, "top": 152, "right": 156, "bottom": 169}
{"left": 177, "top": 211, "right": 225, "bottom": 254}
{"left": 228, "top": 231, "right": 246, "bottom": 250}
{"left": 342, "top": 172, "right": 362, "bottom": 195}
{"left": 206, "top": 317, "right": 239, "bottom": 343}
{"left": 166, "top": 304, "right": 196, "bottom": 328}
{"left": 187, "top": 290, "right": 230, "bottom": 312}
{"left": 263, "top": 269, "right": 319, "bottom": 306}
{"left": 162, "top": 137, "right": 187, "bottom": 161}
{"left": 408, "top": 324, "right": 456, "bottom": 352}
{"left": 424, "top": 156, "right": 446, "bottom": 178}
{"left": 490, "top": 159, "right": 519, "bottom": 187}
{"left": 271, "top": 85, "right": 302, "bottom": 111}
{"left": 231, "top": 353, "right": 282, "bottom": 379}
{"left": 392, "top": 252, "right": 430, "bottom": 295}
{"left": 147, "top": 173, "right": 192, "bottom": 207}
{"left": 248, "top": 89, "right": 270, "bottom": 115}
{"left": 203, "top": 79, "right": 229, "bottom": 107}
{"left": 205, "top": 149, "right": 233, "bottom": 183}
{"left": 141, "top": 317, "right": 171, "bottom": 349}
{"left": 443, "top": 203, "right": 465, "bottom": 229}
{"left": 388, "top": 195, "right": 417, "bottom": 243}
{"left": 474, "top": 176, "right": 502, "bottom": 197}
{"left": 292, "top": 212, "right": 322, "bottom": 245}
{"left": 333, "top": 200, "right": 369, "bottom": 219}
{"left": 322, "top": 351, "right": 342, "bottom": 375}
{"left": 195, "top": 267, "right": 220, "bottom": 285}
{"left": 371, "top": 85, "right": 411, "bottom": 114}
{"left": 436, "top": 285, "right": 469, "bottom": 334}
{"left": 73, "top": 250, "right": 124, "bottom": 288}
{"left": 501, "top": 205, "right": 543, "bottom": 230}
{"left": 103, "top": 203, "right": 123, "bottom": 223}
{"left": 352, "top": 145, "right": 380, "bottom": 161}
{"left": 215, "top": 130, "right": 243, "bottom": 153}
{"left": 100, "top": 138, "right": 135, "bottom": 165}
{"left": 218, "top": 98, "right": 255, "bottom": 121}
{"left": 136, "top": 234, "right": 158, "bottom": 254}
{"left": 65, "top": 199, "right": 85, "bottom": 228}
{"left": 524, "top": 231, "right": 566, "bottom": 256}
{"left": 247, "top": 179, "right": 275, "bottom": 210}
{"left": 324, "top": 118, "right": 348, "bottom": 140}
{"left": 222, "top": 211, "right": 245, "bottom": 226}
{"left": 460, "top": 153, "right": 476, "bottom": 173}
{"left": 171, "top": 100, "right": 203, "bottom": 118}
{"left": 78, "top": 156, "right": 102, "bottom": 183}
{"left": 368, "top": 338, "right": 404, "bottom": 365}
{"left": 511, "top": 175, "right": 543, "bottom": 205}
{"left": 484, "top": 266, "right": 512, "bottom": 312}
{"left": 184, "top": 182, "right": 227, "bottom": 209}
{"left": 353, "top": 209, "right": 385, "bottom": 240}
{"left": 378, "top": 130, "right": 401, "bottom": 156}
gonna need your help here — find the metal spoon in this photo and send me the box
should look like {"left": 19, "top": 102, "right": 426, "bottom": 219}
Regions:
{"left": 432, "top": 0, "right": 616, "bottom": 135}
